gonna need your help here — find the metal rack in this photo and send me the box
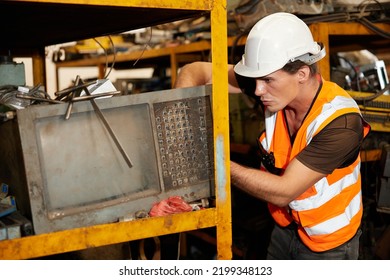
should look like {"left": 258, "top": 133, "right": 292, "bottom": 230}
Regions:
{"left": 0, "top": 0, "right": 232, "bottom": 260}
{"left": 309, "top": 22, "right": 390, "bottom": 81}
{"left": 310, "top": 22, "right": 390, "bottom": 134}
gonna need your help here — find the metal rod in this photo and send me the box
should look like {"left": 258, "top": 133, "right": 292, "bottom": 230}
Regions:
{"left": 15, "top": 94, "right": 64, "bottom": 104}
{"left": 16, "top": 91, "right": 120, "bottom": 105}
{"left": 72, "top": 91, "right": 120, "bottom": 101}
{"left": 64, "top": 76, "right": 81, "bottom": 120}
{"left": 85, "top": 88, "right": 133, "bottom": 168}
{"left": 54, "top": 80, "right": 96, "bottom": 99}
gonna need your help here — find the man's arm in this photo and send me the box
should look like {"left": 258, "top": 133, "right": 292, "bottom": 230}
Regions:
{"left": 174, "top": 61, "right": 242, "bottom": 93}
{"left": 230, "top": 158, "right": 326, "bottom": 207}
{"left": 230, "top": 114, "right": 365, "bottom": 207}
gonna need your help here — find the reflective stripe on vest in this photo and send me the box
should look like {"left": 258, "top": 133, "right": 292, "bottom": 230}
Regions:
{"left": 306, "top": 95, "right": 361, "bottom": 144}
{"left": 263, "top": 109, "right": 277, "bottom": 151}
{"left": 289, "top": 162, "right": 360, "bottom": 211}
{"left": 303, "top": 190, "right": 362, "bottom": 236}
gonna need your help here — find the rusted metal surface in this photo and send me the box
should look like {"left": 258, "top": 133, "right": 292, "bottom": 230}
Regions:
{"left": 11, "top": 85, "right": 213, "bottom": 235}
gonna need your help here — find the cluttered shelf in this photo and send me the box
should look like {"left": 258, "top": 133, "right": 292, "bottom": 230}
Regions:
{"left": 0, "top": 0, "right": 232, "bottom": 260}
{"left": 309, "top": 22, "right": 390, "bottom": 81}
{"left": 54, "top": 40, "right": 213, "bottom": 89}
{"left": 310, "top": 22, "right": 390, "bottom": 133}
{"left": 0, "top": 0, "right": 213, "bottom": 87}
{"left": 53, "top": 21, "right": 390, "bottom": 92}
{"left": 53, "top": 37, "right": 246, "bottom": 89}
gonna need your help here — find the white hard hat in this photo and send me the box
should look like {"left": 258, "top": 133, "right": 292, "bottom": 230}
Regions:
{"left": 234, "top": 12, "right": 326, "bottom": 78}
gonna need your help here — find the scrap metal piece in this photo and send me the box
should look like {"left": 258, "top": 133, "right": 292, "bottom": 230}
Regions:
{"left": 15, "top": 94, "right": 64, "bottom": 104}
{"left": 85, "top": 87, "right": 133, "bottom": 168}
{"left": 64, "top": 75, "right": 81, "bottom": 120}
{"left": 72, "top": 91, "right": 120, "bottom": 101}
{"left": 54, "top": 80, "right": 95, "bottom": 100}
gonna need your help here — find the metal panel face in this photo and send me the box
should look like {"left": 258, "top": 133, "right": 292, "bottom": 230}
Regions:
{"left": 35, "top": 103, "right": 160, "bottom": 213}
{"left": 15, "top": 85, "right": 214, "bottom": 234}
{"left": 154, "top": 96, "right": 213, "bottom": 191}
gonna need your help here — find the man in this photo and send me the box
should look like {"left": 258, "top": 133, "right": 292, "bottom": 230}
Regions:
{"left": 175, "top": 12, "right": 371, "bottom": 259}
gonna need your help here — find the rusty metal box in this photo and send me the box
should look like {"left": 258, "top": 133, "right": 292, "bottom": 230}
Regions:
{"left": 0, "top": 85, "right": 214, "bottom": 234}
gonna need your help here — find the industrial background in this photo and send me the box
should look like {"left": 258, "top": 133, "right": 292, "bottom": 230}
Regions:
{"left": 0, "top": 0, "right": 389, "bottom": 260}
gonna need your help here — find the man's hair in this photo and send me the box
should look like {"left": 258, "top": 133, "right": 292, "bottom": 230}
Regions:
{"left": 282, "top": 60, "right": 318, "bottom": 76}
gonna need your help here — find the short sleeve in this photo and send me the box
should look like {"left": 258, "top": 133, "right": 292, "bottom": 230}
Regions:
{"left": 295, "top": 114, "right": 364, "bottom": 174}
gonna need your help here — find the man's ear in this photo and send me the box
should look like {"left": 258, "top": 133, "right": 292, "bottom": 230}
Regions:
{"left": 297, "top": 65, "right": 311, "bottom": 83}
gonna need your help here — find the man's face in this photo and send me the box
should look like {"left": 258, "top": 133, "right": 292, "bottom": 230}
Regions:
{"left": 254, "top": 69, "right": 299, "bottom": 112}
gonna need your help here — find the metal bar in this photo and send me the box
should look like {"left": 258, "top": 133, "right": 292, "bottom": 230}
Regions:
{"left": 54, "top": 80, "right": 96, "bottom": 99}
{"left": 72, "top": 91, "right": 120, "bottom": 101}
{"left": 15, "top": 91, "right": 120, "bottom": 105}
{"left": 85, "top": 88, "right": 133, "bottom": 168}
{"left": 64, "top": 75, "right": 81, "bottom": 120}
{"left": 0, "top": 208, "right": 216, "bottom": 260}
{"left": 15, "top": 94, "right": 64, "bottom": 104}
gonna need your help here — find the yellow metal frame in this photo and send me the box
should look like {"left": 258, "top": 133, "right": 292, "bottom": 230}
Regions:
{"left": 0, "top": 0, "right": 231, "bottom": 260}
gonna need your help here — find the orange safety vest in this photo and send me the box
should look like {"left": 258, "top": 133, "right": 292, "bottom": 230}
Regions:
{"left": 259, "top": 80, "right": 371, "bottom": 252}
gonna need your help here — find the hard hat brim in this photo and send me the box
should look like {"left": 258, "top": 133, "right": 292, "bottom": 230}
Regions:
{"left": 234, "top": 60, "right": 283, "bottom": 78}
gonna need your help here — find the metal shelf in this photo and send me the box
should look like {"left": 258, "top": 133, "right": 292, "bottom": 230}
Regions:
{"left": 309, "top": 22, "right": 390, "bottom": 81}
{"left": 0, "top": 0, "right": 232, "bottom": 260}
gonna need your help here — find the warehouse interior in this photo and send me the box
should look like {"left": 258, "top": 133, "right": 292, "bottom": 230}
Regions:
{"left": 0, "top": 0, "right": 390, "bottom": 260}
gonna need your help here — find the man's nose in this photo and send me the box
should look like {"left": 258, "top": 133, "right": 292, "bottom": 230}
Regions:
{"left": 255, "top": 80, "right": 266, "bottom": 96}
